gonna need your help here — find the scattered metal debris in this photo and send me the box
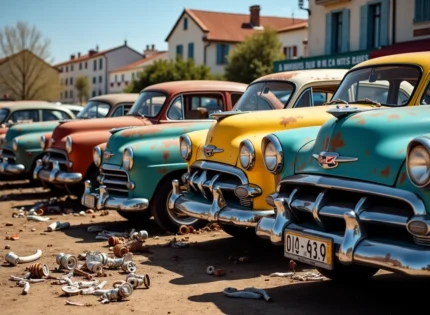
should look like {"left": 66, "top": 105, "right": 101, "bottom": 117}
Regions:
{"left": 269, "top": 272, "right": 294, "bottom": 277}
{"left": 47, "top": 221, "right": 70, "bottom": 232}
{"left": 223, "top": 287, "right": 271, "bottom": 302}
{"left": 5, "top": 249, "right": 43, "bottom": 265}
{"left": 99, "top": 283, "right": 134, "bottom": 304}
{"left": 206, "top": 266, "right": 215, "bottom": 275}
{"left": 27, "top": 215, "right": 50, "bottom": 222}
{"left": 291, "top": 272, "right": 325, "bottom": 281}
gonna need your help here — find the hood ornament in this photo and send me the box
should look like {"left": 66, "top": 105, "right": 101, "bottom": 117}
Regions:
{"left": 203, "top": 145, "right": 223, "bottom": 157}
{"left": 103, "top": 151, "right": 114, "bottom": 159}
{"left": 326, "top": 104, "right": 363, "bottom": 119}
{"left": 312, "top": 151, "right": 358, "bottom": 169}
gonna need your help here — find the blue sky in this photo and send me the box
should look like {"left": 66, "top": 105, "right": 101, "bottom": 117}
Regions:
{"left": 1, "top": 0, "right": 307, "bottom": 64}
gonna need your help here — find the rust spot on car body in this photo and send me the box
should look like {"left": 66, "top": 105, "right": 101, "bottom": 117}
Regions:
{"left": 399, "top": 171, "right": 407, "bottom": 185}
{"left": 381, "top": 166, "right": 390, "bottom": 177}
{"left": 280, "top": 116, "right": 303, "bottom": 127}
{"left": 388, "top": 114, "right": 400, "bottom": 120}
{"left": 122, "top": 125, "right": 162, "bottom": 138}
{"left": 357, "top": 119, "right": 366, "bottom": 125}
{"left": 330, "top": 132, "right": 345, "bottom": 151}
{"left": 150, "top": 145, "right": 156, "bottom": 150}
{"left": 162, "top": 151, "right": 170, "bottom": 161}
{"left": 162, "top": 139, "right": 178, "bottom": 148}
{"left": 370, "top": 112, "right": 384, "bottom": 117}
{"left": 157, "top": 167, "right": 168, "bottom": 175}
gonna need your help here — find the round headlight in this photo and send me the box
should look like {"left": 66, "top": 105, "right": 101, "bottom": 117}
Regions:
{"left": 239, "top": 140, "right": 255, "bottom": 170}
{"left": 66, "top": 136, "right": 73, "bottom": 153}
{"left": 180, "top": 135, "right": 192, "bottom": 161}
{"left": 262, "top": 135, "right": 283, "bottom": 174}
{"left": 40, "top": 135, "right": 46, "bottom": 150}
{"left": 122, "top": 147, "right": 134, "bottom": 170}
{"left": 407, "top": 142, "right": 430, "bottom": 187}
{"left": 12, "top": 138, "right": 18, "bottom": 152}
{"left": 93, "top": 146, "right": 102, "bottom": 167}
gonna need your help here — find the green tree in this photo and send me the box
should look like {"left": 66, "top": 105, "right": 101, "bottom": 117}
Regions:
{"left": 224, "top": 28, "right": 284, "bottom": 84}
{"left": 125, "top": 58, "right": 220, "bottom": 93}
{"left": 74, "top": 76, "right": 90, "bottom": 104}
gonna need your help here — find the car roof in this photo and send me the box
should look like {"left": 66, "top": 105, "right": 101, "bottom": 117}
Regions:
{"left": 252, "top": 69, "right": 349, "bottom": 85}
{"left": 89, "top": 93, "right": 139, "bottom": 106}
{"left": 351, "top": 51, "right": 430, "bottom": 70}
{"left": 142, "top": 80, "right": 248, "bottom": 95}
{"left": 0, "top": 101, "right": 76, "bottom": 111}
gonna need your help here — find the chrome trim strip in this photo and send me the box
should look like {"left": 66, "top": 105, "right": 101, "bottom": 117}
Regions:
{"left": 278, "top": 174, "right": 426, "bottom": 216}
{"left": 191, "top": 160, "right": 248, "bottom": 184}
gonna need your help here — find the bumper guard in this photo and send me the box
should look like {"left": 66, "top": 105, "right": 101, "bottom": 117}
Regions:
{"left": 33, "top": 159, "right": 82, "bottom": 184}
{"left": 0, "top": 158, "right": 25, "bottom": 174}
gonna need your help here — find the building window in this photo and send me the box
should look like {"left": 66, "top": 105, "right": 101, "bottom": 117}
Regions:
{"left": 369, "top": 4, "right": 381, "bottom": 48}
{"left": 65, "top": 91, "right": 68, "bottom": 98}
{"left": 60, "top": 92, "right": 62, "bottom": 99}
{"left": 188, "top": 42, "right": 194, "bottom": 60}
{"left": 183, "top": 17, "right": 188, "bottom": 30}
{"left": 71, "top": 65, "right": 74, "bottom": 71}
{"left": 93, "top": 60, "right": 97, "bottom": 71}
{"left": 70, "top": 90, "right": 73, "bottom": 99}
{"left": 85, "top": 61, "right": 87, "bottom": 69}
{"left": 65, "top": 78, "right": 68, "bottom": 85}
{"left": 176, "top": 45, "right": 183, "bottom": 59}
{"left": 92, "top": 77, "right": 96, "bottom": 84}
{"left": 415, "top": 0, "right": 430, "bottom": 22}
{"left": 216, "top": 44, "right": 229, "bottom": 65}
{"left": 99, "top": 58, "right": 103, "bottom": 70}
{"left": 70, "top": 77, "right": 73, "bottom": 85}
{"left": 99, "top": 76, "right": 102, "bottom": 83}
{"left": 121, "top": 74, "right": 124, "bottom": 82}
{"left": 99, "top": 90, "right": 102, "bottom": 96}
{"left": 92, "top": 90, "right": 96, "bottom": 97}
{"left": 115, "top": 75, "right": 118, "bottom": 83}
{"left": 66, "top": 66, "right": 68, "bottom": 72}
{"left": 332, "top": 12, "right": 343, "bottom": 54}
{"left": 283, "top": 46, "right": 298, "bottom": 59}
{"left": 79, "top": 63, "right": 82, "bottom": 70}
{"left": 132, "top": 72, "right": 135, "bottom": 79}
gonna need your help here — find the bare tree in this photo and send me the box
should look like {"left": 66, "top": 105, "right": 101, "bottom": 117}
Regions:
{"left": 0, "top": 21, "right": 60, "bottom": 100}
{"left": 74, "top": 76, "right": 90, "bottom": 105}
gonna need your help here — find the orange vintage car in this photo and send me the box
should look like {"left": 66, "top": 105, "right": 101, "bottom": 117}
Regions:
{"left": 34, "top": 81, "right": 247, "bottom": 195}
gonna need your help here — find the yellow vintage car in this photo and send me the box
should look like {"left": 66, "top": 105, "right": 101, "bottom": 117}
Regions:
{"left": 167, "top": 62, "right": 417, "bottom": 237}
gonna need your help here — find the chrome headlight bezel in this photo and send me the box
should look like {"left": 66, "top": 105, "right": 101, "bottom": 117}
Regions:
{"left": 239, "top": 139, "right": 255, "bottom": 170}
{"left": 93, "top": 146, "right": 102, "bottom": 167}
{"left": 180, "top": 135, "right": 192, "bottom": 161}
{"left": 66, "top": 136, "right": 73, "bottom": 154}
{"left": 40, "top": 135, "right": 46, "bottom": 150}
{"left": 12, "top": 138, "right": 18, "bottom": 152}
{"left": 406, "top": 136, "right": 430, "bottom": 188}
{"left": 122, "top": 147, "right": 134, "bottom": 170}
{"left": 261, "top": 134, "right": 283, "bottom": 174}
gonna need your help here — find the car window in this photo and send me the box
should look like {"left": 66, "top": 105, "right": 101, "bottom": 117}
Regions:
{"left": 42, "top": 110, "right": 72, "bottom": 121}
{"left": 294, "top": 89, "right": 312, "bottom": 108}
{"left": 78, "top": 101, "right": 111, "bottom": 118}
{"left": 185, "top": 94, "right": 225, "bottom": 119}
{"left": 167, "top": 96, "right": 184, "bottom": 120}
{"left": 420, "top": 81, "right": 430, "bottom": 105}
{"left": 123, "top": 104, "right": 132, "bottom": 115}
{"left": 233, "top": 81, "right": 295, "bottom": 111}
{"left": 230, "top": 93, "right": 243, "bottom": 106}
{"left": 332, "top": 65, "right": 420, "bottom": 106}
{"left": 9, "top": 110, "right": 39, "bottom": 123}
{"left": 111, "top": 106, "right": 123, "bottom": 117}
{"left": 0, "top": 108, "right": 10, "bottom": 124}
{"left": 313, "top": 92, "right": 328, "bottom": 105}
{"left": 70, "top": 110, "right": 82, "bottom": 117}
{"left": 128, "top": 91, "right": 167, "bottom": 117}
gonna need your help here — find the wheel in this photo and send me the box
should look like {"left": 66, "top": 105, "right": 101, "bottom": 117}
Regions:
{"left": 150, "top": 175, "right": 206, "bottom": 233}
{"left": 117, "top": 210, "right": 152, "bottom": 222}
{"left": 220, "top": 224, "right": 259, "bottom": 240}
{"left": 316, "top": 264, "right": 379, "bottom": 282}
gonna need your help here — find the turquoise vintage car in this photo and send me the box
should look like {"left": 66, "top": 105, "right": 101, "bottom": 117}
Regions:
{"left": 256, "top": 52, "right": 430, "bottom": 280}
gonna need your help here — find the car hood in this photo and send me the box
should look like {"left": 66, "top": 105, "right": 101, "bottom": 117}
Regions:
{"left": 104, "top": 121, "right": 214, "bottom": 165}
{"left": 196, "top": 105, "right": 376, "bottom": 166}
{"left": 50, "top": 116, "right": 152, "bottom": 150}
{"left": 5, "top": 121, "right": 59, "bottom": 142}
{"left": 295, "top": 106, "right": 430, "bottom": 186}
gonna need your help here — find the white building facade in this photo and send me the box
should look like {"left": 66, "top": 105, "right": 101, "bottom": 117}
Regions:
{"left": 166, "top": 6, "right": 308, "bottom": 74}
{"left": 275, "top": 0, "right": 430, "bottom": 72}
{"left": 109, "top": 50, "right": 168, "bottom": 93}
{"left": 56, "top": 42, "right": 143, "bottom": 103}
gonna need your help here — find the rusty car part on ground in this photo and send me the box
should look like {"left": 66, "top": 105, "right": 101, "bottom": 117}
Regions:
{"left": 5, "top": 249, "right": 43, "bottom": 265}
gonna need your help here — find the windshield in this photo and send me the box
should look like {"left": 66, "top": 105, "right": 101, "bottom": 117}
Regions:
{"left": 332, "top": 65, "right": 421, "bottom": 106}
{"left": 233, "top": 81, "right": 295, "bottom": 111}
{"left": 0, "top": 108, "right": 9, "bottom": 124}
{"left": 128, "top": 91, "right": 167, "bottom": 117}
{"left": 78, "top": 101, "right": 111, "bottom": 118}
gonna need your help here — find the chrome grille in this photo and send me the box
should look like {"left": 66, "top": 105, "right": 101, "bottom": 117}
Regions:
{"left": 187, "top": 161, "right": 252, "bottom": 208}
{"left": 100, "top": 165, "right": 129, "bottom": 197}
{"left": 1, "top": 148, "right": 16, "bottom": 162}
{"left": 277, "top": 175, "right": 419, "bottom": 244}
{"left": 43, "top": 149, "right": 69, "bottom": 171}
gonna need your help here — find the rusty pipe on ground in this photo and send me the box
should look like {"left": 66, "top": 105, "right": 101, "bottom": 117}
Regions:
{"left": 5, "top": 249, "right": 43, "bottom": 266}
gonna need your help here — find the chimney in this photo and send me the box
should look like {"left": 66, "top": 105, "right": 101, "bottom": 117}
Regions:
{"left": 89, "top": 49, "right": 96, "bottom": 56}
{"left": 250, "top": 5, "right": 261, "bottom": 27}
{"left": 124, "top": 40, "right": 127, "bottom": 46}
{"left": 77, "top": 52, "right": 81, "bottom": 58}
{"left": 151, "top": 44, "right": 155, "bottom": 51}
{"left": 146, "top": 44, "right": 149, "bottom": 50}
{"left": 96, "top": 45, "right": 99, "bottom": 52}
{"left": 70, "top": 54, "right": 75, "bottom": 60}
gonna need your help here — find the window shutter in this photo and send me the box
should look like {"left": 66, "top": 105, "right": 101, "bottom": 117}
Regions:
{"left": 325, "top": 13, "right": 332, "bottom": 55}
{"left": 216, "top": 44, "right": 222, "bottom": 64}
{"left": 283, "top": 47, "right": 287, "bottom": 58}
{"left": 415, "top": 0, "right": 423, "bottom": 22}
{"left": 188, "top": 43, "right": 194, "bottom": 59}
{"left": 224, "top": 44, "right": 230, "bottom": 63}
{"left": 341, "top": 9, "right": 350, "bottom": 52}
{"left": 359, "top": 5, "right": 369, "bottom": 50}
{"left": 380, "top": 0, "right": 390, "bottom": 46}
{"left": 293, "top": 46, "right": 298, "bottom": 57}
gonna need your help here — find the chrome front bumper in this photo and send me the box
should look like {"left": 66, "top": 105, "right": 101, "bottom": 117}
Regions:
{"left": 256, "top": 174, "right": 430, "bottom": 277}
{"left": 169, "top": 179, "right": 274, "bottom": 227}
{"left": 33, "top": 159, "right": 82, "bottom": 184}
{"left": 81, "top": 180, "right": 148, "bottom": 212}
{"left": 0, "top": 158, "right": 25, "bottom": 174}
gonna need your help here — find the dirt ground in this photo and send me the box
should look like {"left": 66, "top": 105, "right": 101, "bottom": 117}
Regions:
{"left": 0, "top": 180, "right": 428, "bottom": 315}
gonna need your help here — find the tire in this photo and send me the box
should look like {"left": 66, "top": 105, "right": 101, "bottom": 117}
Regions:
{"left": 316, "top": 264, "right": 379, "bottom": 282}
{"left": 117, "top": 210, "right": 152, "bottom": 222}
{"left": 151, "top": 175, "right": 206, "bottom": 233}
{"left": 220, "top": 224, "right": 259, "bottom": 240}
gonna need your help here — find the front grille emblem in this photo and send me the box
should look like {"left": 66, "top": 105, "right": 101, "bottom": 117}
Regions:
{"left": 103, "top": 151, "right": 114, "bottom": 159}
{"left": 203, "top": 145, "right": 223, "bottom": 157}
{"left": 312, "top": 151, "right": 358, "bottom": 169}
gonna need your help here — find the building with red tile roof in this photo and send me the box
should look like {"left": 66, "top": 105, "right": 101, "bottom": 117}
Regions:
{"left": 166, "top": 5, "right": 308, "bottom": 74}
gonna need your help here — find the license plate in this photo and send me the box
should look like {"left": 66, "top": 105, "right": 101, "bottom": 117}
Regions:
{"left": 284, "top": 230, "right": 333, "bottom": 270}
{"left": 83, "top": 195, "right": 96, "bottom": 209}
